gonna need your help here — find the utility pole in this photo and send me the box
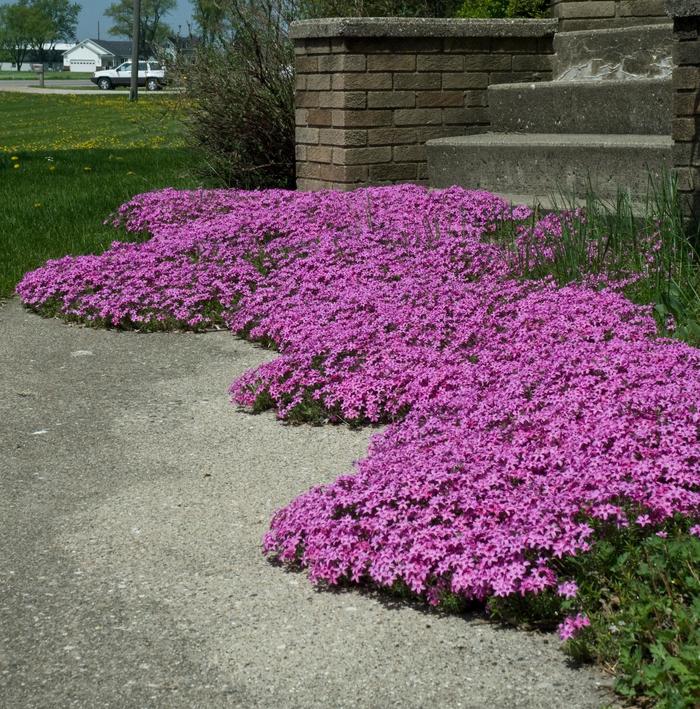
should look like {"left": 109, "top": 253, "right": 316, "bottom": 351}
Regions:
{"left": 129, "top": 0, "right": 141, "bottom": 102}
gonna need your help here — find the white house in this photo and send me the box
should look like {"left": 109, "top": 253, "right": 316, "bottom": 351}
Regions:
{"left": 62, "top": 39, "right": 133, "bottom": 73}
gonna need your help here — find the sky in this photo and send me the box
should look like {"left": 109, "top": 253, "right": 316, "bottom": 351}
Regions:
{"left": 0, "top": 0, "right": 196, "bottom": 40}
{"left": 78, "top": 0, "right": 195, "bottom": 40}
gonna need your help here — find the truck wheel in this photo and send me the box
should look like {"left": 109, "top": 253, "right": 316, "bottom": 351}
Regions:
{"left": 97, "top": 77, "right": 112, "bottom": 90}
{"left": 146, "top": 78, "right": 159, "bottom": 91}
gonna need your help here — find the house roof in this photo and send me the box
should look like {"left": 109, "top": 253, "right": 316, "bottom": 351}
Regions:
{"left": 63, "top": 38, "right": 133, "bottom": 57}
{"left": 88, "top": 39, "right": 133, "bottom": 56}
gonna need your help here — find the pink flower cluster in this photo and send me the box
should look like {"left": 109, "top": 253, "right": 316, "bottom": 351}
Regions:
{"left": 558, "top": 613, "right": 591, "bottom": 641}
{"left": 16, "top": 185, "right": 700, "bottom": 606}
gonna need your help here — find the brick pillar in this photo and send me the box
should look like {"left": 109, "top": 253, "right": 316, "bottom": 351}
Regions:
{"left": 667, "top": 1, "right": 700, "bottom": 222}
{"left": 292, "top": 18, "right": 556, "bottom": 192}
{"left": 551, "top": 0, "right": 668, "bottom": 31}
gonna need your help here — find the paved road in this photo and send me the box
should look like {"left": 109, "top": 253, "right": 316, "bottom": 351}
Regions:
{"left": 0, "top": 298, "right": 616, "bottom": 708}
{"left": 0, "top": 80, "right": 180, "bottom": 95}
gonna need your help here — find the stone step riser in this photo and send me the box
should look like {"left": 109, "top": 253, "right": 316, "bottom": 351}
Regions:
{"left": 427, "top": 135, "right": 672, "bottom": 204}
{"left": 488, "top": 79, "right": 671, "bottom": 135}
{"left": 553, "top": 24, "right": 673, "bottom": 81}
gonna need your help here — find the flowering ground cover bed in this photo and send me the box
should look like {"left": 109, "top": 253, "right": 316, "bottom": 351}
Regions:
{"left": 17, "top": 185, "right": 700, "bottom": 704}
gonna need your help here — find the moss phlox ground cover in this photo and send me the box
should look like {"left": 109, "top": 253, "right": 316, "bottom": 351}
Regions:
{"left": 16, "top": 185, "right": 700, "bottom": 638}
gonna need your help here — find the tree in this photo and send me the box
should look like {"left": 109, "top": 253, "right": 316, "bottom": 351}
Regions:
{"left": 0, "top": 2, "right": 42, "bottom": 71}
{"left": 0, "top": 1, "right": 78, "bottom": 70}
{"left": 191, "top": 0, "right": 226, "bottom": 45}
{"left": 25, "top": 0, "right": 81, "bottom": 66}
{"left": 105, "top": 0, "right": 175, "bottom": 57}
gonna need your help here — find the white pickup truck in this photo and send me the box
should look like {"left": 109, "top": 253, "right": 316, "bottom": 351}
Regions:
{"left": 91, "top": 61, "right": 165, "bottom": 91}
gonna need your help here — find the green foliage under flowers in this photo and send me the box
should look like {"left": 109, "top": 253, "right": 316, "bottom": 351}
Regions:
{"left": 487, "top": 176, "right": 700, "bottom": 348}
{"left": 488, "top": 521, "right": 700, "bottom": 709}
{"left": 458, "top": 0, "right": 548, "bottom": 18}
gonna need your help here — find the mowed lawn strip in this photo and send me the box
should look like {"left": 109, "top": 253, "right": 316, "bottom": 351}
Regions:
{"left": 0, "top": 92, "right": 206, "bottom": 298}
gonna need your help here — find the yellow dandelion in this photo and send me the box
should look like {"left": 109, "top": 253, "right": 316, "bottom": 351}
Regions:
{"left": 13, "top": 163, "right": 20, "bottom": 169}
{"left": 10, "top": 155, "right": 19, "bottom": 161}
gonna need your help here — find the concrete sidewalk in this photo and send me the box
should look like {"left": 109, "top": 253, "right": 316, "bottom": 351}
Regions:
{"left": 0, "top": 298, "right": 615, "bottom": 708}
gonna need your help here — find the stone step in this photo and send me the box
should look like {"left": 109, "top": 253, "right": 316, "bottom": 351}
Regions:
{"left": 553, "top": 23, "right": 673, "bottom": 80}
{"left": 488, "top": 78, "right": 671, "bottom": 135}
{"left": 426, "top": 133, "right": 672, "bottom": 204}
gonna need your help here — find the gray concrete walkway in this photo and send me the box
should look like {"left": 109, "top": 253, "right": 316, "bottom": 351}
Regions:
{"left": 0, "top": 80, "right": 181, "bottom": 94}
{"left": 0, "top": 298, "right": 615, "bottom": 708}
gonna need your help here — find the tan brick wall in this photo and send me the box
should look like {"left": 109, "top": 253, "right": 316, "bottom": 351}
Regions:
{"left": 550, "top": 0, "right": 668, "bottom": 31}
{"left": 668, "top": 6, "right": 700, "bottom": 221}
{"left": 294, "top": 25, "right": 555, "bottom": 191}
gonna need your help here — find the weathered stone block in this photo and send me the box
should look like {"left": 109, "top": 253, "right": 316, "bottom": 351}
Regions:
{"left": 394, "top": 73, "right": 442, "bottom": 90}
{"left": 674, "top": 40, "right": 700, "bottom": 67}
{"left": 367, "top": 54, "right": 416, "bottom": 72}
{"left": 319, "top": 128, "right": 368, "bottom": 147}
{"left": 393, "top": 108, "right": 443, "bottom": 126}
{"left": 512, "top": 54, "right": 552, "bottom": 72}
{"left": 333, "top": 73, "right": 392, "bottom": 91}
{"left": 618, "top": 0, "right": 665, "bottom": 16}
{"left": 673, "top": 92, "right": 700, "bottom": 117}
{"left": 491, "top": 38, "right": 539, "bottom": 54}
{"left": 306, "top": 109, "right": 333, "bottom": 127}
{"left": 306, "top": 74, "right": 332, "bottom": 91}
{"left": 463, "top": 54, "right": 512, "bottom": 71}
{"left": 367, "top": 127, "right": 418, "bottom": 145}
{"left": 673, "top": 117, "right": 699, "bottom": 142}
{"left": 672, "top": 66, "right": 700, "bottom": 91}
{"left": 368, "top": 91, "right": 416, "bottom": 109}
{"left": 332, "top": 109, "right": 393, "bottom": 128}
{"left": 296, "top": 56, "right": 318, "bottom": 73}
{"left": 393, "top": 144, "right": 427, "bottom": 162}
{"left": 369, "top": 163, "right": 419, "bottom": 181}
{"left": 675, "top": 165, "right": 700, "bottom": 192}
{"left": 295, "top": 126, "right": 320, "bottom": 145}
{"left": 319, "top": 163, "right": 368, "bottom": 183}
{"left": 443, "top": 72, "right": 489, "bottom": 89}
{"left": 443, "top": 37, "right": 491, "bottom": 53}
{"left": 318, "top": 54, "right": 366, "bottom": 72}
{"left": 416, "top": 91, "right": 465, "bottom": 108}
{"left": 558, "top": 1, "right": 616, "bottom": 18}
{"left": 296, "top": 91, "right": 320, "bottom": 108}
{"left": 333, "top": 146, "right": 393, "bottom": 165}
{"left": 306, "top": 145, "right": 333, "bottom": 163}
{"left": 465, "top": 90, "right": 488, "bottom": 106}
{"left": 417, "top": 55, "right": 464, "bottom": 72}
{"left": 318, "top": 91, "right": 367, "bottom": 110}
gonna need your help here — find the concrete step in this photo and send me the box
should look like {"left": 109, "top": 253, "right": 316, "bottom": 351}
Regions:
{"left": 553, "top": 24, "right": 672, "bottom": 80}
{"left": 488, "top": 78, "right": 671, "bottom": 135}
{"left": 426, "top": 133, "right": 672, "bottom": 204}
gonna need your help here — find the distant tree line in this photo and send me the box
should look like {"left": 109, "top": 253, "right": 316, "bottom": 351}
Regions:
{"left": 0, "top": 0, "right": 80, "bottom": 70}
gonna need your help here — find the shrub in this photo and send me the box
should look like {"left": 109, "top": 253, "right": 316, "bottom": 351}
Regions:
{"left": 175, "top": 1, "right": 296, "bottom": 189}
{"left": 458, "top": 0, "right": 548, "bottom": 18}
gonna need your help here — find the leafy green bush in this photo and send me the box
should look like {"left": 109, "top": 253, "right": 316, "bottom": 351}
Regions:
{"left": 489, "top": 521, "right": 700, "bottom": 708}
{"left": 458, "top": 0, "right": 548, "bottom": 18}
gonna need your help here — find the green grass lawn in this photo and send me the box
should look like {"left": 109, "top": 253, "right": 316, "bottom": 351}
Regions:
{"left": 0, "top": 70, "right": 93, "bottom": 80}
{"left": 0, "top": 92, "right": 207, "bottom": 297}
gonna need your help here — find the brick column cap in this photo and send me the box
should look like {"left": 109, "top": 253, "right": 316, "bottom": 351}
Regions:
{"left": 290, "top": 17, "right": 557, "bottom": 41}
{"left": 666, "top": 1, "right": 700, "bottom": 17}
